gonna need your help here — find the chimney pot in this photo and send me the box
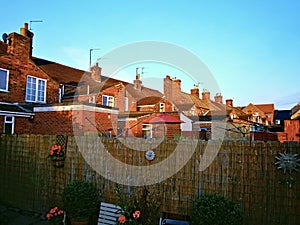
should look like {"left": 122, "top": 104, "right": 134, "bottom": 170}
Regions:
{"left": 202, "top": 91, "right": 211, "bottom": 102}
{"left": 226, "top": 99, "right": 233, "bottom": 107}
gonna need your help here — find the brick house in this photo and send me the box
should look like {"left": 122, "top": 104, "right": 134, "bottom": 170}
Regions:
{"left": 0, "top": 23, "right": 185, "bottom": 137}
{"left": 0, "top": 23, "right": 118, "bottom": 135}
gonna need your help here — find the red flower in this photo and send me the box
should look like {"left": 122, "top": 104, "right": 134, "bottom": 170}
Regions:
{"left": 118, "top": 215, "right": 126, "bottom": 224}
{"left": 132, "top": 210, "right": 140, "bottom": 219}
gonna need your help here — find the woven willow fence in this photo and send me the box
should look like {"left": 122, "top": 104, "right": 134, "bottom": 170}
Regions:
{"left": 0, "top": 134, "right": 299, "bottom": 225}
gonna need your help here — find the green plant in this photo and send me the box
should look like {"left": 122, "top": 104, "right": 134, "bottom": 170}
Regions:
{"left": 115, "top": 185, "right": 162, "bottom": 225}
{"left": 62, "top": 180, "right": 99, "bottom": 221}
{"left": 115, "top": 185, "right": 142, "bottom": 225}
{"left": 190, "top": 194, "right": 243, "bottom": 225}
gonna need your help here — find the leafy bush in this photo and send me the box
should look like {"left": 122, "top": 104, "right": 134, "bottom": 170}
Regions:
{"left": 190, "top": 194, "right": 243, "bottom": 225}
{"left": 62, "top": 180, "right": 99, "bottom": 221}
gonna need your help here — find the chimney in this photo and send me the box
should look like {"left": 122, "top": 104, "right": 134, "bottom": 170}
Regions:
{"left": 7, "top": 23, "right": 34, "bottom": 58}
{"left": 190, "top": 86, "right": 199, "bottom": 98}
{"left": 133, "top": 74, "right": 142, "bottom": 91}
{"left": 202, "top": 90, "right": 211, "bottom": 102}
{"left": 91, "top": 63, "right": 101, "bottom": 82}
{"left": 173, "top": 78, "right": 181, "bottom": 90}
{"left": 164, "top": 75, "right": 172, "bottom": 99}
{"left": 214, "top": 93, "right": 223, "bottom": 104}
{"left": 226, "top": 99, "right": 233, "bottom": 107}
{"left": 20, "top": 23, "right": 34, "bottom": 56}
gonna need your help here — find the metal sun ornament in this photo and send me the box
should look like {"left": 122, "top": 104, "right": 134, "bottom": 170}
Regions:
{"left": 275, "top": 151, "right": 300, "bottom": 173}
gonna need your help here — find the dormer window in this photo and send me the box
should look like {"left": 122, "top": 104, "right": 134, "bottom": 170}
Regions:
{"left": 0, "top": 68, "right": 9, "bottom": 92}
{"left": 102, "top": 95, "right": 114, "bottom": 107}
{"left": 25, "top": 75, "right": 47, "bottom": 103}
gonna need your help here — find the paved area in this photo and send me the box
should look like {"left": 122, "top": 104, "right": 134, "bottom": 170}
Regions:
{"left": 0, "top": 204, "right": 49, "bottom": 225}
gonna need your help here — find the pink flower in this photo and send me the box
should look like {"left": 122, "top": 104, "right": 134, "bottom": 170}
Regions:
{"left": 133, "top": 210, "right": 141, "bottom": 219}
{"left": 118, "top": 215, "right": 126, "bottom": 224}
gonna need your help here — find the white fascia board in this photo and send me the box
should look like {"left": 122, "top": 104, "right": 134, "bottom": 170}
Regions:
{"left": 33, "top": 104, "right": 118, "bottom": 114}
{"left": 193, "top": 121, "right": 212, "bottom": 124}
{"left": 118, "top": 117, "right": 137, "bottom": 122}
{"left": 0, "top": 111, "right": 34, "bottom": 118}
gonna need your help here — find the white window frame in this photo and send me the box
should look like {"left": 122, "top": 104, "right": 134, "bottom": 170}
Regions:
{"left": 142, "top": 124, "right": 152, "bottom": 139}
{"left": 0, "top": 68, "right": 9, "bottom": 92}
{"left": 102, "top": 95, "right": 114, "bottom": 107}
{"left": 4, "top": 116, "right": 14, "bottom": 134}
{"left": 159, "top": 102, "right": 165, "bottom": 112}
{"left": 25, "top": 75, "right": 47, "bottom": 103}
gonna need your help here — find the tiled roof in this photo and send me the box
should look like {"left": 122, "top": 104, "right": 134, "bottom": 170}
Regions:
{"left": 255, "top": 104, "right": 274, "bottom": 114}
{"left": 32, "top": 57, "right": 87, "bottom": 84}
{"left": 126, "top": 84, "right": 163, "bottom": 100}
{"left": 137, "top": 96, "right": 163, "bottom": 105}
{"left": 143, "top": 113, "right": 182, "bottom": 124}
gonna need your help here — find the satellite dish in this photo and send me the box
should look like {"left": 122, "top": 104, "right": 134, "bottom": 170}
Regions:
{"left": 2, "top": 33, "right": 8, "bottom": 43}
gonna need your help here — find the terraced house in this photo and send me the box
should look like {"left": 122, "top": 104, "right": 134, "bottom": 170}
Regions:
{"left": 2, "top": 23, "right": 291, "bottom": 141}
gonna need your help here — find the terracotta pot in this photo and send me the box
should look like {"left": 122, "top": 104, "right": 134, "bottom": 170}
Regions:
{"left": 70, "top": 220, "right": 89, "bottom": 225}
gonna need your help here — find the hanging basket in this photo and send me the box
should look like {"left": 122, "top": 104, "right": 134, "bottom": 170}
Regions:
{"left": 52, "top": 156, "right": 66, "bottom": 168}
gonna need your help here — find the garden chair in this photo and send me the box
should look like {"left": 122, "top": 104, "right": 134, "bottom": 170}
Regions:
{"left": 159, "top": 218, "right": 190, "bottom": 225}
{"left": 98, "top": 202, "right": 121, "bottom": 225}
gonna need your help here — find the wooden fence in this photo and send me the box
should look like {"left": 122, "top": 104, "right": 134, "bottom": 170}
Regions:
{"left": 0, "top": 134, "right": 299, "bottom": 225}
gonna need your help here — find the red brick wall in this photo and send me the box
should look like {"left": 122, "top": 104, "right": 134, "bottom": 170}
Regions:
{"left": 284, "top": 120, "right": 300, "bottom": 142}
{"left": 0, "top": 32, "right": 60, "bottom": 104}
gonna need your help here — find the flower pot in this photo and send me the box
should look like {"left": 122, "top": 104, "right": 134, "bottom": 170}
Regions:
{"left": 52, "top": 156, "right": 65, "bottom": 168}
{"left": 70, "top": 220, "right": 89, "bottom": 225}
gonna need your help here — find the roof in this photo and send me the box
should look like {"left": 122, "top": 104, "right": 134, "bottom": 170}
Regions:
{"left": 137, "top": 96, "right": 164, "bottom": 106}
{"left": 32, "top": 57, "right": 87, "bottom": 84}
{"left": 274, "top": 110, "right": 291, "bottom": 120}
{"left": 143, "top": 113, "right": 182, "bottom": 124}
{"left": 255, "top": 104, "right": 274, "bottom": 114}
{"left": 0, "top": 102, "right": 34, "bottom": 116}
{"left": 126, "top": 83, "right": 163, "bottom": 100}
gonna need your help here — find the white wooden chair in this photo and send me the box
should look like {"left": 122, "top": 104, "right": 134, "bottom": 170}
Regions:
{"left": 98, "top": 202, "right": 121, "bottom": 225}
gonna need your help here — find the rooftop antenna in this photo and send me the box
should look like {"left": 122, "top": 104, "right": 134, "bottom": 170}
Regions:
{"left": 29, "top": 20, "right": 43, "bottom": 30}
{"left": 135, "top": 67, "right": 141, "bottom": 75}
{"left": 89, "top": 48, "right": 100, "bottom": 68}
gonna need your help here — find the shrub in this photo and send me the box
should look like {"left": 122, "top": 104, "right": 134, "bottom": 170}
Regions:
{"left": 190, "top": 194, "right": 243, "bottom": 225}
{"left": 62, "top": 180, "right": 99, "bottom": 221}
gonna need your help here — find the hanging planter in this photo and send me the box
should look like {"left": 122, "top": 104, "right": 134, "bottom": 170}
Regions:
{"left": 48, "top": 144, "right": 66, "bottom": 168}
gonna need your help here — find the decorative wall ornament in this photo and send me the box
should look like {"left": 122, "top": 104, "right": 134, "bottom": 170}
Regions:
{"left": 145, "top": 150, "right": 155, "bottom": 161}
{"left": 275, "top": 151, "right": 300, "bottom": 173}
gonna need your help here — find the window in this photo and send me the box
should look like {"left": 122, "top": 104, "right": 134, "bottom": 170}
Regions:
{"left": 4, "top": 116, "right": 14, "bottom": 134}
{"left": 142, "top": 124, "right": 152, "bottom": 139}
{"left": 102, "top": 95, "right": 114, "bottom": 107}
{"left": 159, "top": 103, "right": 165, "bottom": 112}
{"left": 25, "top": 76, "right": 47, "bottom": 103}
{"left": 0, "top": 68, "right": 9, "bottom": 92}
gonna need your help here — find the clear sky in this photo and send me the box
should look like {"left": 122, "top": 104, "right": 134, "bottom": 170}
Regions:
{"left": 1, "top": 0, "right": 299, "bottom": 109}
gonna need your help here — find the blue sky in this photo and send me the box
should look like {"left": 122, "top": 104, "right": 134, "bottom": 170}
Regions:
{"left": 1, "top": 0, "right": 299, "bottom": 109}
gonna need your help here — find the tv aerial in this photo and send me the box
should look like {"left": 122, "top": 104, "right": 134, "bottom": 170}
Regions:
{"left": 29, "top": 20, "right": 43, "bottom": 30}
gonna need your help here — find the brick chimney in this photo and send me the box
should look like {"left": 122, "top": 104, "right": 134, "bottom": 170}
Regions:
{"left": 91, "top": 62, "right": 101, "bottom": 82}
{"left": 214, "top": 93, "right": 223, "bottom": 103}
{"left": 164, "top": 75, "right": 181, "bottom": 99}
{"left": 190, "top": 86, "right": 199, "bottom": 98}
{"left": 7, "top": 23, "right": 34, "bottom": 59}
{"left": 133, "top": 74, "right": 142, "bottom": 91}
{"left": 202, "top": 90, "right": 211, "bottom": 102}
{"left": 226, "top": 99, "right": 233, "bottom": 107}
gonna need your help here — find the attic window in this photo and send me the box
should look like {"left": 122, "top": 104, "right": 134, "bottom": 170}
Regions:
{"left": 102, "top": 95, "right": 114, "bottom": 107}
{"left": 0, "top": 68, "right": 9, "bottom": 92}
{"left": 25, "top": 75, "right": 46, "bottom": 103}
